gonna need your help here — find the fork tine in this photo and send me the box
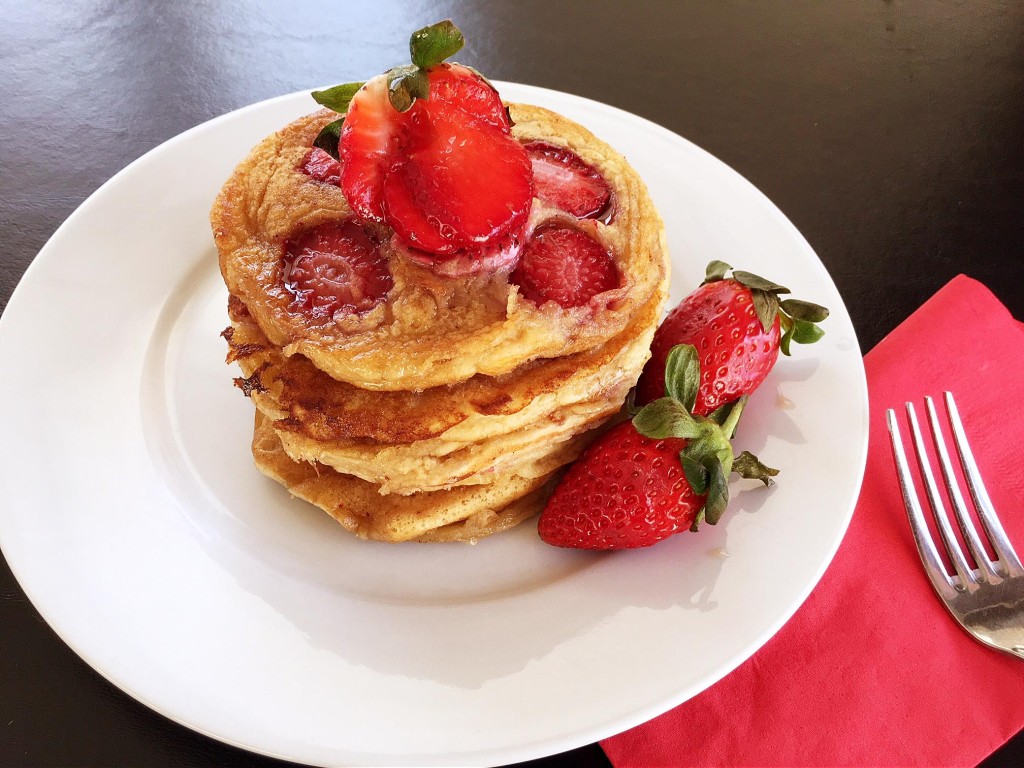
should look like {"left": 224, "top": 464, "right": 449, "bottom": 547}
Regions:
{"left": 943, "top": 391, "right": 1024, "bottom": 577}
{"left": 921, "top": 396, "right": 997, "bottom": 582}
{"left": 906, "top": 401, "right": 978, "bottom": 587}
{"left": 886, "top": 408, "right": 959, "bottom": 601}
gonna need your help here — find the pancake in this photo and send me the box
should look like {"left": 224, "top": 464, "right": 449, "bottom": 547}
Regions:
{"left": 217, "top": 92, "right": 672, "bottom": 542}
{"left": 212, "top": 104, "right": 668, "bottom": 391}
{"left": 224, "top": 287, "right": 662, "bottom": 445}
{"left": 275, "top": 391, "right": 623, "bottom": 494}
{"left": 224, "top": 277, "right": 664, "bottom": 493}
{"left": 251, "top": 412, "right": 570, "bottom": 543}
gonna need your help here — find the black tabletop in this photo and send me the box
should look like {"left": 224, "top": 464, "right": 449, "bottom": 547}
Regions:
{"left": 2, "top": 1, "right": 1022, "bottom": 766}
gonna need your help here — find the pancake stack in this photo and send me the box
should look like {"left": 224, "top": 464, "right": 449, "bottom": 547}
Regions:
{"left": 212, "top": 103, "right": 669, "bottom": 543}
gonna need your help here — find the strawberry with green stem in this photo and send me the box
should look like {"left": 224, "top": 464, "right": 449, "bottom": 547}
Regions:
{"left": 538, "top": 345, "right": 777, "bottom": 550}
{"left": 307, "top": 20, "right": 533, "bottom": 258}
{"left": 635, "top": 260, "right": 830, "bottom": 413}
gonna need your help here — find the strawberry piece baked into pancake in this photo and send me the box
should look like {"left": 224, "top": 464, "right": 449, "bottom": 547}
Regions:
{"left": 212, "top": 20, "right": 669, "bottom": 543}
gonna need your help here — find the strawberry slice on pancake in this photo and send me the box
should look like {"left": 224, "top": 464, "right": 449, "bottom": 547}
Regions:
{"left": 525, "top": 141, "right": 612, "bottom": 220}
{"left": 397, "top": 226, "right": 528, "bottom": 277}
{"left": 299, "top": 147, "right": 342, "bottom": 185}
{"left": 283, "top": 221, "right": 393, "bottom": 317}
{"left": 511, "top": 222, "right": 619, "bottom": 308}
{"left": 339, "top": 64, "right": 533, "bottom": 256}
{"left": 425, "top": 63, "right": 511, "bottom": 132}
{"left": 339, "top": 76, "right": 395, "bottom": 222}
{"left": 386, "top": 99, "right": 532, "bottom": 253}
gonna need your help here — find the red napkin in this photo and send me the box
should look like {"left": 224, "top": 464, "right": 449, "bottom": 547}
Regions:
{"left": 601, "top": 275, "right": 1024, "bottom": 767}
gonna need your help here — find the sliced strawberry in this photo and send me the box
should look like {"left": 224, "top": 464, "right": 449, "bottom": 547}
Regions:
{"left": 511, "top": 223, "right": 618, "bottom": 307}
{"left": 283, "top": 220, "right": 392, "bottom": 317}
{"left": 525, "top": 142, "right": 612, "bottom": 220}
{"left": 385, "top": 99, "right": 533, "bottom": 253}
{"left": 381, "top": 168, "right": 458, "bottom": 254}
{"left": 339, "top": 76, "right": 396, "bottom": 222}
{"left": 338, "top": 65, "right": 529, "bottom": 258}
{"left": 426, "top": 63, "right": 511, "bottom": 132}
{"left": 299, "top": 147, "right": 342, "bottom": 185}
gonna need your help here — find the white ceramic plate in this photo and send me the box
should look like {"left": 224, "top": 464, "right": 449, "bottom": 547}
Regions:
{"left": 0, "top": 83, "right": 868, "bottom": 767}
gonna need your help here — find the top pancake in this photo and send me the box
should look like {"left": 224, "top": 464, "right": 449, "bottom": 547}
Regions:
{"left": 211, "top": 103, "right": 668, "bottom": 391}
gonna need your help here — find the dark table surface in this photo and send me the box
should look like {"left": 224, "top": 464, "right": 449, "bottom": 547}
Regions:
{"left": 2, "top": 1, "right": 1022, "bottom": 766}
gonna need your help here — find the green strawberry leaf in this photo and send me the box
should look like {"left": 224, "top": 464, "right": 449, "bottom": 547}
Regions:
{"left": 311, "top": 81, "right": 365, "bottom": 114}
{"left": 387, "top": 65, "right": 430, "bottom": 112}
{"left": 312, "top": 118, "right": 345, "bottom": 159}
{"left": 717, "top": 394, "right": 748, "bottom": 439}
{"left": 410, "top": 19, "right": 465, "bottom": 69}
{"left": 779, "top": 313, "right": 795, "bottom": 356}
{"left": 791, "top": 317, "right": 826, "bottom": 345}
{"left": 732, "top": 270, "right": 790, "bottom": 295}
{"left": 780, "top": 298, "right": 830, "bottom": 323}
{"left": 677, "top": 397, "right": 746, "bottom": 530}
{"left": 706, "top": 402, "right": 733, "bottom": 428}
{"left": 681, "top": 453, "right": 709, "bottom": 496}
{"left": 683, "top": 432, "right": 715, "bottom": 465}
{"left": 701, "top": 458, "right": 730, "bottom": 526}
{"left": 732, "top": 451, "right": 780, "bottom": 486}
{"left": 633, "top": 398, "right": 702, "bottom": 440}
{"left": 751, "top": 289, "right": 780, "bottom": 334}
{"left": 663, "top": 344, "right": 700, "bottom": 411}
{"left": 703, "top": 260, "right": 732, "bottom": 283}
{"left": 689, "top": 507, "right": 706, "bottom": 533}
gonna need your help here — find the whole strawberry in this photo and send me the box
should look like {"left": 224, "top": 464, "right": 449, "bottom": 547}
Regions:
{"left": 635, "top": 261, "right": 829, "bottom": 413}
{"left": 538, "top": 422, "right": 698, "bottom": 548}
{"left": 539, "top": 346, "right": 776, "bottom": 550}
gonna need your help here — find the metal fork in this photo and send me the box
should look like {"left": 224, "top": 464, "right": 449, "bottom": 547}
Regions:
{"left": 886, "top": 391, "right": 1024, "bottom": 660}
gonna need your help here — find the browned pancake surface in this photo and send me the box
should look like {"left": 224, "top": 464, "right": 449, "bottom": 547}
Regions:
{"left": 224, "top": 289, "right": 662, "bottom": 445}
